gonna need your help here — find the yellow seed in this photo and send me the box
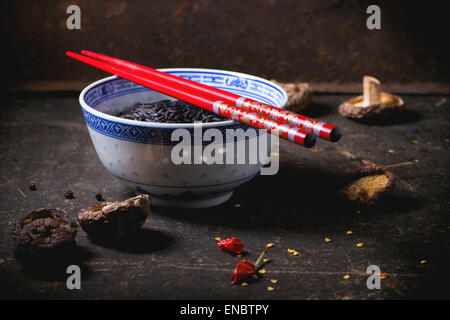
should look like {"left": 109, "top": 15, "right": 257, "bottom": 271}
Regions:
{"left": 265, "top": 243, "right": 275, "bottom": 248}
{"left": 258, "top": 269, "right": 266, "bottom": 274}
{"left": 267, "top": 286, "right": 275, "bottom": 291}
{"left": 411, "top": 139, "right": 419, "bottom": 145}
{"left": 420, "top": 259, "right": 428, "bottom": 264}
{"left": 241, "top": 282, "right": 248, "bottom": 287}
{"left": 263, "top": 258, "right": 270, "bottom": 263}
{"left": 293, "top": 251, "right": 301, "bottom": 256}
{"left": 325, "top": 237, "right": 332, "bottom": 242}
{"left": 214, "top": 237, "right": 221, "bottom": 241}
{"left": 356, "top": 243, "right": 364, "bottom": 247}
{"left": 287, "top": 249, "right": 295, "bottom": 254}
{"left": 346, "top": 230, "right": 353, "bottom": 235}
{"left": 252, "top": 274, "right": 258, "bottom": 279}
{"left": 343, "top": 274, "right": 350, "bottom": 280}
{"left": 270, "top": 279, "right": 278, "bottom": 284}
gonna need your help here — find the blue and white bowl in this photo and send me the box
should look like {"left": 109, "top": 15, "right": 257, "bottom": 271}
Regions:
{"left": 79, "top": 68, "right": 288, "bottom": 208}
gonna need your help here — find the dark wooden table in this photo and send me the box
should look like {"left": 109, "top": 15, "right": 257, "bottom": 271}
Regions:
{"left": 0, "top": 92, "right": 449, "bottom": 299}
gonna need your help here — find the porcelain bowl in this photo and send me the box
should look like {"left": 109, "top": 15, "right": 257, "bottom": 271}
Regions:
{"left": 79, "top": 68, "right": 287, "bottom": 208}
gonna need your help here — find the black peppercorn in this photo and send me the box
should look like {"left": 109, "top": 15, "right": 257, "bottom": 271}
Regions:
{"left": 64, "top": 190, "right": 75, "bottom": 199}
{"left": 95, "top": 193, "right": 105, "bottom": 201}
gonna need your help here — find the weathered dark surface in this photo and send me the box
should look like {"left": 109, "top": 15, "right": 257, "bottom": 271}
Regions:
{"left": 0, "top": 92, "right": 449, "bottom": 299}
{"left": 3, "top": 0, "right": 450, "bottom": 87}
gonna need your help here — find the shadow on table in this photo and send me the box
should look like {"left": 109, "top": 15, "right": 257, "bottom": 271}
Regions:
{"left": 20, "top": 245, "right": 94, "bottom": 282}
{"left": 88, "top": 228, "right": 174, "bottom": 253}
{"left": 154, "top": 165, "right": 424, "bottom": 233}
{"left": 346, "top": 109, "right": 422, "bottom": 126}
{"left": 405, "top": 244, "right": 450, "bottom": 299}
{"left": 301, "top": 102, "right": 333, "bottom": 118}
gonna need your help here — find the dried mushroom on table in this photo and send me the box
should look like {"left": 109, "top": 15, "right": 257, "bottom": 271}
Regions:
{"left": 78, "top": 194, "right": 150, "bottom": 237}
{"left": 340, "top": 163, "right": 395, "bottom": 206}
{"left": 12, "top": 208, "right": 79, "bottom": 268}
{"left": 339, "top": 76, "right": 404, "bottom": 119}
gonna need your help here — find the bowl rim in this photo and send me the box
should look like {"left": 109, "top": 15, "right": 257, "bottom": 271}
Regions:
{"left": 79, "top": 68, "right": 288, "bottom": 129}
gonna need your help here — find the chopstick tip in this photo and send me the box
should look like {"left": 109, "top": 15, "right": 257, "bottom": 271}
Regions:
{"left": 304, "top": 133, "right": 316, "bottom": 148}
{"left": 329, "top": 127, "right": 342, "bottom": 142}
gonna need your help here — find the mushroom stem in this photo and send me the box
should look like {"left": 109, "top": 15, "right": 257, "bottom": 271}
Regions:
{"left": 385, "top": 161, "right": 414, "bottom": 169}
{"left": 363, "top": 76, "right": 381, "bottom": 107}
{"left": 254, "top": 249, "right": 267, "bottom": 270}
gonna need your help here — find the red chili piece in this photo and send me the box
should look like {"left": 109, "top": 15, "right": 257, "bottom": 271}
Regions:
{"left": 230, "top": 260, "right": 256, "bottom": 284}
{"left": 217, "top": 237, "right": 244, "bottom": 254}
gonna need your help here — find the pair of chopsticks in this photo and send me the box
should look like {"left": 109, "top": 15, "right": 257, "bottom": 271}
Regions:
{"left": 67, "top": 50, "right": 341, "bottom": 148}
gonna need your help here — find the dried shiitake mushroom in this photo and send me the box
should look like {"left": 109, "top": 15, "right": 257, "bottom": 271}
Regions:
{"left": 340, "top": 163, "right": 395, "bottom": 206}
{"left": 271, "top": 80, "right": 313, "bottom": 113}
{"left": 78, "top": 194, "right": 150, "bottom": 237}
{"left": 339, "top": 76, "right": 404, "bottom": 119}
{"left": 12, "top": 208, "right": 79, "bottom": 267}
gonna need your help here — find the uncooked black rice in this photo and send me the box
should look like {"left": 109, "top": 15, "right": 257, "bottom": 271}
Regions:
{"left": 118, "top": 100, "right": 226, "bottom": 123}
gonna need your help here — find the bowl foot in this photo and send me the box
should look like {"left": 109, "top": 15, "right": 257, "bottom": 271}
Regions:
{"left": 149, "top": 191, "right": 233, "bottom": 209}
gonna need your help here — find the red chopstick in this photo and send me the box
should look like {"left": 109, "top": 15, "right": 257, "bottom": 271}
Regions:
{"left": 81, "top": 50, "right": 341, "bottom": 142}
{"left": 67, "top": 51, "right": 316, "bottom": 148}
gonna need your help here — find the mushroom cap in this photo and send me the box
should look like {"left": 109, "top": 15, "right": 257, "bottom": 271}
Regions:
{"left": 271, "top": 80, "right": 313, "bottom": 113}
{"left": 340, "top": 164, "right": 395, "bottom": 206}
{"left": 78, "top": 194, "right": 150, "bottom": 237}
{"left": 339, "top": 92, "right": 404, "bottom": 119}
{"left": 12, "top": 208, "right": 79, "bottom": 267}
